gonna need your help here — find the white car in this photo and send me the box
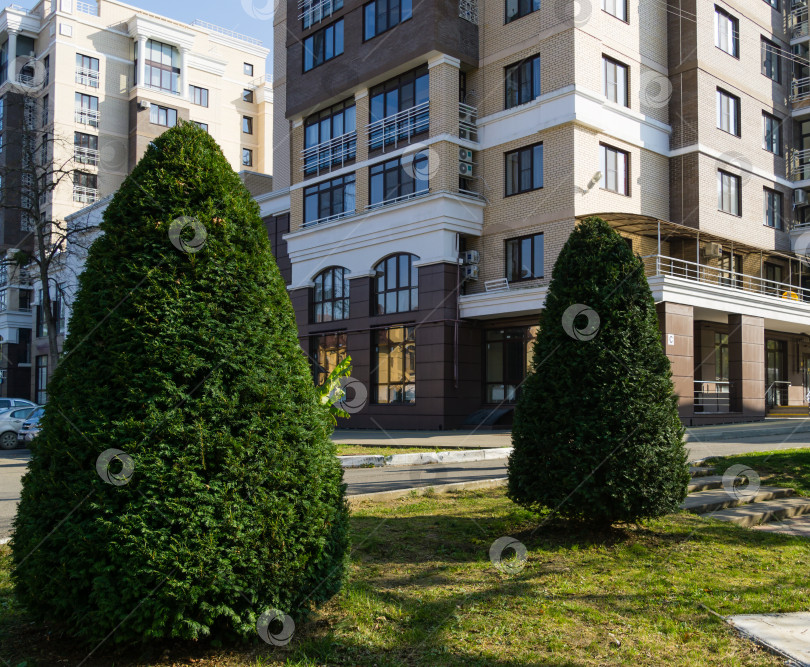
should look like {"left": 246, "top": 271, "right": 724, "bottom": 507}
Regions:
{"left": 0, "top": 406, "right": 39, "bottom": 449}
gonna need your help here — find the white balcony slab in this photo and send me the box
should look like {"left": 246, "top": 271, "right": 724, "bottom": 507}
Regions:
{"left": 459, "top": 285, "right": 546, "bottom": 319}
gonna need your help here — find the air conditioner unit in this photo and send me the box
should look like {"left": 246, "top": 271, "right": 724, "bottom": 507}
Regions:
{"left": 459, "top": 109, "right": 474, "bottom": 124}
{"left": 459, "top": 161, "right": 474, "bottom": 177}
{"left": 459, "top": 127, "right": 474, "bottom": 141}
{"left": 459, "top": 148, "right": 474, "bottom": 162}
{"left": 703, "top": 242, "right": 723, "bottom": 258}
{"left": 138, "top": 100, "right": 151, "bottom": 110}
{"left": 795, "top": 189, "right": 808, "bottom": 206}
{"left": 463, "top": 265, "right": 479, "bottom": 280}
{"left": 462, "top": 250, "right": 480, "bottom": 265}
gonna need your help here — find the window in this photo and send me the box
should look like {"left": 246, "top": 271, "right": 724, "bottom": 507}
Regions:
{"left": 243, "top": 89, "right": 254, "bottom": 103}
{"left": 0, "top": 289, "right": 6, "bottom": 311}
{"left": 192, "top": 121, "right": 208, "bottom": 132}
{"left": 35, "top": 355, "right": 47, "bottom": 405}
{"left": 75, "top": 93, "right": 99, "bottom": 127}
{"left": 505, "top": 143, "right": 543, "bottom": 196}
{"left": 242, "top": 149, "right": 253, "bottom": 166}
{"left": 764, "top": 188, "right": 783, "bottom": 229}
{"left": 485, "top": 326, "right": 538, "bottom": 403}
{"left": 303, "top": 19, "right": 344, "bottom": 72}
{"left": 718, "top": 170, "right": 741, "bottom": 216}
{"left": 719, "top": 251, "right": 742, "bottom": 288}
{"left": 505, "top": 55, "right": 540, "bottom": 109}
{"left": 374, "top": 254, "right": 418, "bottom": 314}
{"left": 373, "top": 326, "right": 415, "bottom": 404}
{"left": 763, "top": 112, "right": 782, "bottom": 155}
{"left": 505, "top": 0, "right": 540, "bottom": 23}
{"left": 369, "top": 155, "right": 429, "bottom": 206}
{"left": 242, "top": 116, "right": 253, "bottom": 134}
{"left": 304, "top": 99, "right": 357, "bottom": 173}
{"left": 312, "top": 332, "right": 347, "bottom": 385}
{"left": 189, "top": 85, "right": 208, "bottom": 107}
{"left": 364, "top": 0, "right": 412, "bottom": 40}
{"left": 244, "top": 62, "right": 254, "bottom": 76}
{"left": 43, "top": 55, "right": 49, "bottom": 86}
{"left": 763, "top": 0, "right": 778, "bottom": 7}
{"left": 601, "top": 0, "right": 626, "bottom": 20}
{"left": 18, "top": 328, "right": 30, "bottom": 364}
{"left": 714, "top": 333, "right": 729, "bottom": 381}
{"left": 505, "top": 233, "right": 544, "bottom": 282}
{"left": 41, "top": 94, "right": 48, "bottom": 127}
{"left": 76, "top": 53, "right": 99, "bottom": 87}
{"left": 714, "top": 7, "right": 739, "bottom": 57}
{"left": 74, "top": 132, "right": 98, "bottom": 165}
{"left": 304, "top": 174, "right": 356, "bottom": 225}
{"left": 0, "top": 97, "right": 4, "bottom": 131}
{"left": 761, "top": 38, "right": 780, "bottom": 83}
{"left": 313, "top": 267, "right": 351, "bottom": 322}
{"left": 35, "top": 290, "right": 47, "bottom": 338}
{"left": 19, "top": 290, "right": 31, "bottom": 311}
{"left": 369, "top": 67, "right": 429, "bottom": 149}
{"left": 144, "top": 39, "right": 180, "bottom": 94}
{"left": 599, "top": 144, "right": 629, "bottom": 195}
{"left": 303, "top": 0, "right": 343, "bottom": 28}
{"left": 149, "top": 104, "right": 177, "bottom": 127}
{"left": 716, "top": 89, "right": 740, "bottom": 136}
{"left": 603, "top": 56, "right": 628, "bottom": 106}
{"left": 73, "top": 171, "right": 97, "bottom": 203}
{"left": 764, "top": 263, "right": 783, "bottom": 295}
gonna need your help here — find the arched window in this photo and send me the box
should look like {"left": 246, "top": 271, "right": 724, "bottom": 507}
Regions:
{"left": 313, "top": 267, "right": 350, "bottom": 322}
{"left": 374, "top": 253, "right": 418, "bottom": 314}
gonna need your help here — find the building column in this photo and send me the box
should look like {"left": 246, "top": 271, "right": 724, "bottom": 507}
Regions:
{"left": 427, "top": 54, "right": 461, "bottom": 138}
{"left": 656, "top": 302, "right": 694, "bottom": 420}
{"left": 136, "top": 34, "right": 147, "bottom": 88}
{"left": 7, "top": 29, "right": 17, "bottom": 85}
{"left": 728, "top": 314, "right": 765, "bottom": 416}
{"left": 179, "top": 46, "right": 188, "bottom": 98}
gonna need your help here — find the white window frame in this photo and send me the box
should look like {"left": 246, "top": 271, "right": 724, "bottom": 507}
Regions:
{"left": 602, "top": 56, "right": 628, "bottom": 107}
{"left": 601, "top": 0, "right": 627, "bottom": 22}
{"left": 716, "top": 89, "right": 740, "bottom": 136}
{"left": 599, "top": 144, "right": 629, "bottom": 195}
{"left": 718, "top": 170, "right": 741, "bottom": 216}
{"left": 714, "top": 6, "right": 739, "bottom": 57}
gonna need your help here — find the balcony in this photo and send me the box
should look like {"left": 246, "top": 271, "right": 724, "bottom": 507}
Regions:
{"left": 73, "top": 186, "right": 99, "bottom": 204}
{"left": 303, "top": 209, "right": 356, "bottom": 228}
{"left": 74, "top": 107, "right": 99, "bottom": 127}
{"left": 190, "top": 19, "right": 262, "bottom": 46}
{"left": 75, "top": 66, "right": 99, "bottom": 87}
{"left": 458, "top": 0, "right": 478, "bottom": 24}
{"left": 789, "top": 147, "right": 810, "bottom": 181}
{"left": 367, "top": 188, "right": 431, "bottom": 212}
{"left": 791, "top": 5, "right": 808, "bottom": 39}
{"left": 368, "top": 101, "right": 429, "bottom": 150}
{"left": 459, "top": 102, "right": 478, "bottom": 142}
{"left": 298, "top": 0, "right": 340, "bottom": 27}
{"left": 74, "top": 146, "right": 99, "bottom": 166}
{"left": 301, "top": 131, "right": 357, "bottom": 175}
{"left": 76, "top": 0, "right": 99, "bottom": 15}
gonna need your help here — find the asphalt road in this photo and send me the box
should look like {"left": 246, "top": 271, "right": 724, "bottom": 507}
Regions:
{"left": 0, "top": 450, "right": 28, "bottom": 540}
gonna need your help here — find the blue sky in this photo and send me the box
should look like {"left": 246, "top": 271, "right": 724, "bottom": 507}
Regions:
{"left": 15, "top": 0, "right": 274, "bottom": 65}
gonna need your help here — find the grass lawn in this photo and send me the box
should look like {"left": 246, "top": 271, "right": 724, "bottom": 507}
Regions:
{"left": 708, "top": 448, "right": 810, "bottom": 497}
{"left": 2, "top": 487, "right": 808, "bottom": 666}
{"left": 335, "top": 445, "right": 446, "bottom": 456}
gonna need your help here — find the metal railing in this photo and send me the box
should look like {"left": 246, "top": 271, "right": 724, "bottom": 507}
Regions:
{"left": 298, "top": 0, "right": 339, "bottom": 26}
{"left": 791, "top": 76, "right": 810, "bottom": 103}
{"left": 76, "top": 0, "right": 98, "bottom": 15}
{"left": 789, "top": 147, "right": 810, "bottom": 181}
{"left": 74, "top": 107, "right": 100, "bottom": 126}
{"left": 303, "top": 208, "right": 356, "bottom": 228}
{"left": 459, "top": 102, "right": 478, "bottom": 142}
{"left": 74, "top": 146, "right": 99, "bottom": 165}
{"left": 367, "top": 101, "right": 429, "bottom": 150}
{"left": 73, "top": 185, "right": 99, "bottom": 204}
{"left": 791, "top": 6, "right": 808, "bottom": 38}
{"left": 766, "top": 380, "right": 791, "bottom": 408}
{"left": 367, "top": 188, "right": 430, "bottom": 212}
{"left": 459, "top": 0, "right": 478, "bottom": 23}
{"left": 301, "top": 130, "right": 357, "bottom": 174}
{"left": 643, "top": 254, "right": 810, "bottom": 301}
{"left": 190, "top": 19, "right": 262, "bottom": 46}
{"left": 141, "top": 82, "right": 181, "bottom": 96}
{"left": 75, "top": 66, "right": 100, "bottom": 87}
{"left": 694, "top": 380, "right": 732, "bottom": 413}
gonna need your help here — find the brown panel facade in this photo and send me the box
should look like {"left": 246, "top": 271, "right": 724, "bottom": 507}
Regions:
{"left": 728, "top": 313, "right": 765, "bottom": 416}
{"left": 656, "top": 302, "right": 694, "bottom": 420}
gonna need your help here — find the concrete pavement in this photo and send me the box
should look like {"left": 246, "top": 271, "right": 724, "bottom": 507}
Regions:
{"left": 0, "top": 450, "right": 27, "bottom": 540}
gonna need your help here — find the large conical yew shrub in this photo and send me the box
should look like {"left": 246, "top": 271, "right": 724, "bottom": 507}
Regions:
{"left": 508, "top": 216, "right": 689, "bottom": 526}
{"left": 12, "top": 122, "right": 349, "bottom": 644}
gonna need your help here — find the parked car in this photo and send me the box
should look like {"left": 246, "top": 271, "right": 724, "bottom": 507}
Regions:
{"left": 0, "top": 398, "right": 37, "bottom": 411}
{"left": 0, "top": 406, "right": 39, "bottom": 449}
{"left": 17, "top": 407, "right": 45, "bottom": 446}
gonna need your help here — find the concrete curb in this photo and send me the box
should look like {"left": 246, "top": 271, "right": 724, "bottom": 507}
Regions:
{"left": 339, "top": 447, "right": 512, "bottom": 468}
{"left": 347, "top": 477, "right": 508, "bottom": 505}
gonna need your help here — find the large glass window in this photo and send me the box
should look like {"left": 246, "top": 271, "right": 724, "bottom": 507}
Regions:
{"left": 304, "top": 174, "right": 356, "bottom": 225}
{"left": 374, "top": 254, "right": 418, "bottom": 315}
{"left": 761, "top": 37, "right": 780, "bottom": 83}
{"left": 364, "top": 0, "right": 412, "bottom": 40}
{"left": 190, "top": 85, "right": 208, "bottom": 107}
{"left": 243, "top": 116, "right": 253, "bottom": 134}
{"left": 369, "top": 154, "right": 429, "bottom": 206}
{"left": 505, "top": 233, "right": 544, "bottom": 282}
{"left": 144, "top": 39, "right": 180, "bottom": 93}
{"left": 603, "top": 56, "right": 628, "bottom": 106}
{"left": 149, "top": 104, "right": 177, "bottom": 127}
{"left": 75, "top": 53, "right": 99, "bottom": 87}
{"left": 716, "top": 89, "right": 740, "bottom": 136}
{"left": 369, "top": 67, "right": 429, "bottom": 149}
{"left": 35, "top": 355, "right": 47, "bottom": 405}
{"left": 599, "top": 144, "right": 629, "bottom": 195}
{"left": 763, "top": 112, "right": 782, "bottom": 155}
{"left": 505, "top": 143, "right": 543, "bottom": 196}
{"left": 505, "top": 0, "right": 540, "bottom": 23}
{"left": 303, "top": 19, "right": 344, "bottom": 72}
{"left": 302, "top": 0, "right": 344, "bottom": 29}
{"left": 719, "top": 250, "right": 742, "bottom": 288}
{"left": 714, "top": 333, "right": 729, "bottom": 381}
{"left": 764, "top": 187, "right": 783, "bottom": 229}
{"left": 304, "top": 99, "right": 356, "bottom": 174}
{"left": 74, "top": 132, "right": 98, "bottom": 165}
{"left": 373, "top": 326, "right": 415, "bottom": 404}
{"left": 718, "top": 170, "right": 741, "bottom": 216}
{"left": 505, "top": 55, "right": 540, "bottom": 109}
{"left": 75, "top": 93, "right": 99, "bottom": 127}
{"left": 485, "top": 326, "right": 538, "bottom": 403}
{"left": 313, "top": 267, "right": 351, "bottom": 322}
{"left": 714, "top": 6, "right": 739, "bottom": 57}
{"left": 312, "top": 332, "right": 347, "bottom": 385}
{"left": 601, "top": 0, "right": 626, "bottom": 21}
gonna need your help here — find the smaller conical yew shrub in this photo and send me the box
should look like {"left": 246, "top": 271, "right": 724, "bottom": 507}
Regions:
{"left": 508, "top": 216, "right": 690, "bottom": 526}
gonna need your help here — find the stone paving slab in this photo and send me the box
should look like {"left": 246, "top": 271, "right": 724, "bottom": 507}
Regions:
{"left": 727, "top": 613, "right": 810, "bottom": 666}
{"left": 686, "top": 475, "right": 724, "bottom": 493}
{"left": 753, "top": 514, "right": 810, "bottom": 538}
{"left": 706, "top": 497, "right": 810, "bottom": 528}
{"left": 681, "top": 487, "right": 794, "bottom": 514}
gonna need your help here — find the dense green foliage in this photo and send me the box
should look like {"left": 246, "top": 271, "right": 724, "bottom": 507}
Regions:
{"left": 508, "top": 216, "right": 690, "bottom": 525}
{"left": 12, "top": 122, "right": 349, "bottom": 644}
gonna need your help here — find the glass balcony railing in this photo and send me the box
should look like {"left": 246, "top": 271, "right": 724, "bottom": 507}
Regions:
{"left": 368, "top": 101, "right": 429, "bottom": 150}
{"left": 73, "top": 185, "right": 99, "bottom": 204}
{"left": 74, "top": 146, "right": 99, "bottom": 166}
{"left": 302, "top": 131, "right": 357, "bottom": 174}
{"left": 74, "top": 107, "right": 100, "bottom": 127}
{"left": 75, "top": 66, "right": 100, "bottom": 87}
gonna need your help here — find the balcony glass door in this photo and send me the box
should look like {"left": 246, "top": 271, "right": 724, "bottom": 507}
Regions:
{"left": 766, "top": 339, "right": 788, "bottom": 407}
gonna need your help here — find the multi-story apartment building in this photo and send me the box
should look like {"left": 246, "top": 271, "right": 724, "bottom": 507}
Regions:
{"left": 0, "top": 0, "right": 272, "bottom": 401}
{"left": 260, "top": 0, "right": 810, "bottom": 429}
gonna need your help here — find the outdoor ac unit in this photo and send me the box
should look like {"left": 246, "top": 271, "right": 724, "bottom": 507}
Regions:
{"left": 704, "top": 242, "right": 723, "bottom": 258}
{"left": 462, "top": 250, "right": 480, "bottom": 265}
{"left": 459, "top": 161, "right": 474, "bottom": 177}
{"left": 459, "top": 148, "right": 474, "bottom": 162}
{"left": 459, "top": 109, "right": 474, "bottom": 124}
{"left": 459, "top": 127, "right": 475, "bottom": 141}
{"left": 138, "top": 100, "right": 151, "bottom": 110}
{"left": 795, "top": 189, "right": 808, "bottom": 206}
{"left": 463, "top": 265, "right": 479, "bottom": 280}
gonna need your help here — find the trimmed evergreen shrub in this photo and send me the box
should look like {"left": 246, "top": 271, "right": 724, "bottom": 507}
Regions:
{"left": 508, "top": 216, "right": 690, "bottom": 526}
{"left": 12, "top": 122, "right": 349, "bottom": 644}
